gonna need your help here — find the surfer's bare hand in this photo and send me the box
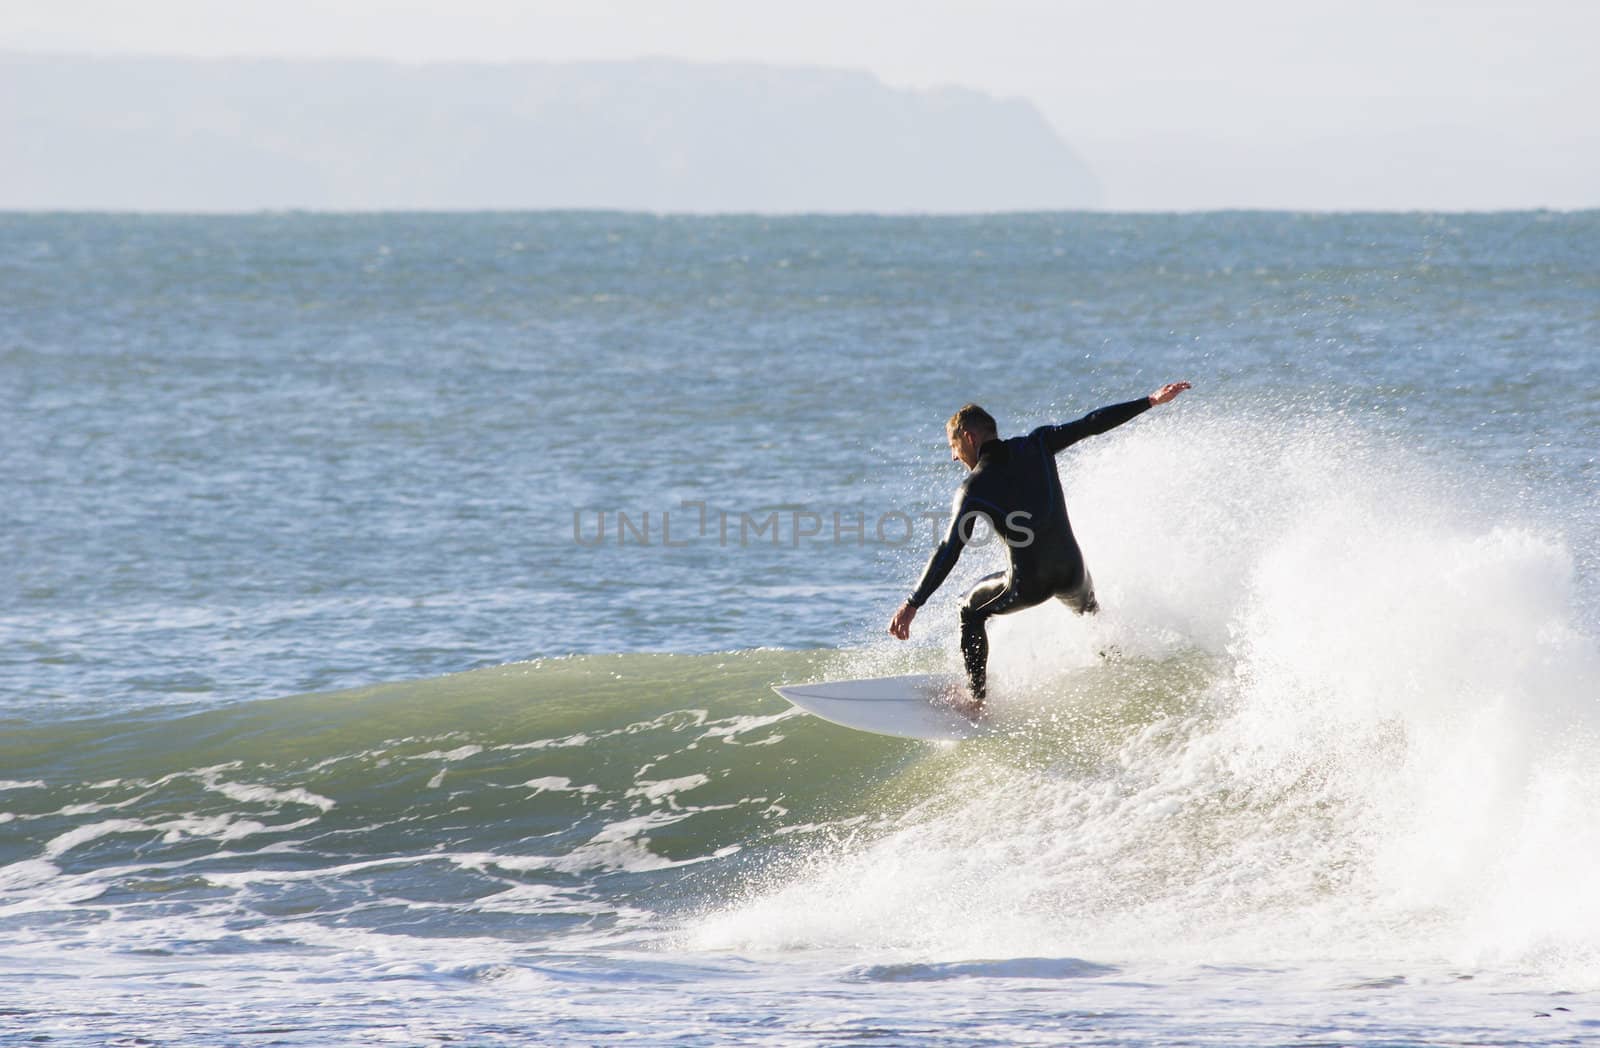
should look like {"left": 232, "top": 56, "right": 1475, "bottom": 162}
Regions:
{"left": 888, "top": 602, "right": 917, "bottom": 640}
{"left": 1149, "top": 381, "right": 1191, "bottom": 406}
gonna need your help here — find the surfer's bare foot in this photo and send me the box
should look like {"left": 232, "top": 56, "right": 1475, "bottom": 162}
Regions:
{"left": 933, "top": 685, "right": 983, "bottom": 720}
{"left": 948, "top": 693, "right": 985, "bottom": 721}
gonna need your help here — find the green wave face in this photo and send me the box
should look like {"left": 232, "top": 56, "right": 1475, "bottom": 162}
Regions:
{"left": 0, "top": 648, "right": 1207, "bottom": 951}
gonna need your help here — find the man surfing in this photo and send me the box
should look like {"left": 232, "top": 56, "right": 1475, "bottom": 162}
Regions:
{"left": 887, "top": 382, "right": 1191, "bottom": 717}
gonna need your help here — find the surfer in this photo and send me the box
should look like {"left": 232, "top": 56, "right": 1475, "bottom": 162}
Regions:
{"left": 887, "top": 383, "right": 1191, "bottom": 716}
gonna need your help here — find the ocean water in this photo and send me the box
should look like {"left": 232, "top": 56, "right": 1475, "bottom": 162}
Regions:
{"left": 3, "top": 210, "right": 1599, "bottom": 1045}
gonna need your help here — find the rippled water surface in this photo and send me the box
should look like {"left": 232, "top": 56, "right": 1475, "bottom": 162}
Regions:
{"left": 3, "top": 211, "right": 1599, "bottom": 1045}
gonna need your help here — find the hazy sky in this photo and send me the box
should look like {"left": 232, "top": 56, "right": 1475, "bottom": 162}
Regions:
{"left": 7, "top": 0, "right": 1597, "bottom": 210}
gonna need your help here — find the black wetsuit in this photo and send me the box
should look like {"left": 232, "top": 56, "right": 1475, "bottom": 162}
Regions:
{"left": 906, "top": 397, "right": 1152, "bottom": 698}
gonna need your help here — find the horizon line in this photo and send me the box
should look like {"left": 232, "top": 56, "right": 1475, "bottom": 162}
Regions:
{"left": 1, "top": 206, "right": 1595, "bottom": 218}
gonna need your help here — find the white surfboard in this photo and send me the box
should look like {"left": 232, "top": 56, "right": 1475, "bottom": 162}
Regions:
{"left": 772, "top": 674, "right": 984, "bottom": 741}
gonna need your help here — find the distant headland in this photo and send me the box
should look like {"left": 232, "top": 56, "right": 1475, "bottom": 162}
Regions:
{"left": 1, "top": 53, "right": 1100, "bottom": 213}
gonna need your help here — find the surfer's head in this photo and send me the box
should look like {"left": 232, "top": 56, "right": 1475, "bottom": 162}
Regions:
{"left": 946, "top": 404, "right": 996, "bottom": 469}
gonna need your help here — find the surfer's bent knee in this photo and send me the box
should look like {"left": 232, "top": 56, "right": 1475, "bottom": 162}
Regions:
{"left": 1054, "top": 572, "right": 1098, "bottom": 615}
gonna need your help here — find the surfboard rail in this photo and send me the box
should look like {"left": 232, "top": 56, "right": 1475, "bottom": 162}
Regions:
{"left": 772, "top": 673, "right": 983, "bottom": 741}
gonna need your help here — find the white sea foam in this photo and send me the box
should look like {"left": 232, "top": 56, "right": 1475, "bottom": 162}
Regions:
{"left": 628, "top": 775, "right": 711, "bottom": 806}
{"left": 43, "top": 819, "right": 150, "bottom": 860}
{"left": 412, "top": 745, "right": 485, "bottom": 761}
{"left": 696, "top": 709, "right": 800, "bottom": 745}
{"left": 203, "top": 773, "right": 336, "bottom": 812}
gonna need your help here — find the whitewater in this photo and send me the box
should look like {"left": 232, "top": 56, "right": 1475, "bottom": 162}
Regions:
{"left": 3, "top": 211, "right": 1598, "bottom": 1045}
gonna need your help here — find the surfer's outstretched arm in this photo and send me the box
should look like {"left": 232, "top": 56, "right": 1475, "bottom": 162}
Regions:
{"left": 1038, "top": 382, "right": 1191, "bottom": 453}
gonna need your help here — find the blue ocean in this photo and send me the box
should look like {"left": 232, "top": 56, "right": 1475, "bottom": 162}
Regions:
{"left": 3, "top": 211, "right": 1599, "bottom": 1045}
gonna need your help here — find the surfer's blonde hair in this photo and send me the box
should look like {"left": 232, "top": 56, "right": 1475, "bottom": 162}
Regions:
{"left": 947, "top": 404, "right": 997, "bottom": 439}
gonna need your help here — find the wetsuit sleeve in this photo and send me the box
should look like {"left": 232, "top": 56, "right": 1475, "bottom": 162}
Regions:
{"left": 906, "top": 490, "right": 970, "bottom": 608}
{"left": 1036, "top": 397, "right": 1152, "bottom": 454}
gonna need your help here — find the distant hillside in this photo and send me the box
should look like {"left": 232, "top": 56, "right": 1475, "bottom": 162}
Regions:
{"left": 0, "top": 54, "right": 1099, "bottom": 213}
